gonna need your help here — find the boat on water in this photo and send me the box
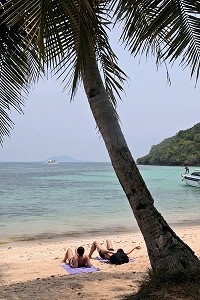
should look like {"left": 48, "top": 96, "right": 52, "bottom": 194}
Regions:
{"left": 47, "top": 159, "right": 59, "bottom": 165}
{"left": 181, "top": 169, "right": 200, "bottom": 188}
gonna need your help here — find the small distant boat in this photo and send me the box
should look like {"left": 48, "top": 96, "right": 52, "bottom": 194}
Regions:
{"left": 47, "top": 159, "right": 59, "bottom": 165}
{"left": 181, "top": 169, "right": 200, "bottom": 188}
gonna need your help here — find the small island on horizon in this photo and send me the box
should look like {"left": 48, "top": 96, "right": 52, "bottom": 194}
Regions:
{"left": 137, "top": 123, "right": 200, "bottom": 166}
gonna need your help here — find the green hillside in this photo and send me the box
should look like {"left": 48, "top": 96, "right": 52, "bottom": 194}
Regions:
{"left": 137, "top": 123, "right": 200, "bottom": 166}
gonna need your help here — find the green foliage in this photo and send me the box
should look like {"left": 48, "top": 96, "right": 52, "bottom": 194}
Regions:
{"left": 0, "top": 0, "right": 127, "bottom": 145}
{"left": 114, "top": 0, "right": 200, "bottom": 81}
{"left": 1, "top": 1, "right": 200, "bottom": 145}
{"left": 137, "top": 123, "right": 200, "bottom": 166}
{"left": 123, "top": 268, "right": 200, "bottom": 300}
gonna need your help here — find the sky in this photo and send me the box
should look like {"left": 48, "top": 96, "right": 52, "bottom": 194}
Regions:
{"left": 1, "top": 29, "right": 200, "bottom": 162}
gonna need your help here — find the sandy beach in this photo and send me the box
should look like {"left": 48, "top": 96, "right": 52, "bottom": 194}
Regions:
{"left": 0, "top": 225, "right": 200, "bottom": 300}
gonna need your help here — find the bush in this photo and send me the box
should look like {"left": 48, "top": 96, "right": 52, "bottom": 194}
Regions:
{"left": 123, "top": 269, "right": 200, "bottom": 300}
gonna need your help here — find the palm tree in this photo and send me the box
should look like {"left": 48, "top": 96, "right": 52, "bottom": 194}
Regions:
{"left": 1, "top": 0, "right": 200, "bottom": 274}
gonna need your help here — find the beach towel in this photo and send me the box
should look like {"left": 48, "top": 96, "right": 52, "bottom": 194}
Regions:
{"left": 96, "top": 256, "right": 136, "bottom": 264}
{"left": 61, "top": 264, "right": 100, "bottom": 275}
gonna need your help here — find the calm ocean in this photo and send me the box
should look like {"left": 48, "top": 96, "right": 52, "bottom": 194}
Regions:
{"left": 1, "top": 162, "right": 200, "bottom": 244}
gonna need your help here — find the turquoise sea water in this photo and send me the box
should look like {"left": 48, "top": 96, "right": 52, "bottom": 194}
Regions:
{"left": 1, "top": 162, "right": 200, "bottom": 243}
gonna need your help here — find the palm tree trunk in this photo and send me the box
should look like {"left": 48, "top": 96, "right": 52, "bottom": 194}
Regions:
{"left": 82, "top": 58, "right": 200, "bottom": 273}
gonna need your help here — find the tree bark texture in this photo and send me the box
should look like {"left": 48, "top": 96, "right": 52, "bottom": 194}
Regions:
{"left": 82, "top": 59, "right": 200, "bottom": 273}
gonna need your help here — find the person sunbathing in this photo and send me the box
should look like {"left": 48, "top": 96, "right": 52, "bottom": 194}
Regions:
{"left": 63, "top": 246, "right": 92, "bottom": 268}
{"left": 88, "top": 239, "right": 141, "bottom": 261}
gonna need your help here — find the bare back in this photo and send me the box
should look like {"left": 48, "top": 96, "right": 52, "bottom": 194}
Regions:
{"left": 70, "top": 254, "right": 91, "bottom": 268}
{"left": 77, "top": 254, "right": 88, "bottom": 267}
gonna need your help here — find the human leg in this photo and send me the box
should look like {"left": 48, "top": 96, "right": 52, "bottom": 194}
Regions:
{"left": 106, "top": 239, "right": 114, "bottom": 251}
{"left": 88, "top": 241, "right": 103, "bottom": 258}
{"left": 63, "top": 248, "right": 73, "bottom": 263}
{"left": 88, "top": 240, "right": 112, "bottom": 259}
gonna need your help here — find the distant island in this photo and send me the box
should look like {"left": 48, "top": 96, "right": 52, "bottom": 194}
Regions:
{"left": 137, "top": 123, "right": 200, "bottom": 166}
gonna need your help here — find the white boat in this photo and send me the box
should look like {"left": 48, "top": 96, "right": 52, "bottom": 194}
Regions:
{"left": 47, "top": 159, "right": 59, "bottom": 164}
{"left": 181, "top": 169, "right": 200, "bottom": 188}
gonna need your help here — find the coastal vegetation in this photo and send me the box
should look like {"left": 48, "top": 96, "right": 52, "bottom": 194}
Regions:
{"left": 1, "top": 0, "right": 200, "bottom": 281}
{"left": 124, "top": 269, "right": 200, "bottom": 299}
{"left": 137, "top": 123, "right": 200, "bottom": 166}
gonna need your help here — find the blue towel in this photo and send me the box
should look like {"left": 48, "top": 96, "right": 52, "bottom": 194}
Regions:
{"left": 61, "top": 264, "right": 100, "bottom": 275}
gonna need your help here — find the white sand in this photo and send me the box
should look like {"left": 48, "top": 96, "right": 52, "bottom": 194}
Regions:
{"left": 0, "top": 226, "right": 200, "bottom": 299}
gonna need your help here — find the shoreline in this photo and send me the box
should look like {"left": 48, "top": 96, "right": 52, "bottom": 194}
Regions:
{"left": 1, "top": 221, "right": 200, "bottom": 248}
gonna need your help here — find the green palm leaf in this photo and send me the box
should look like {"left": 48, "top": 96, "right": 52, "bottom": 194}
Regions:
{"left": 1, "top": 0, "right": 200, "bottom": 145}
{"left": 0, "top": 0, "right": 127, "bottom": 143}
{"left": 0, "top": 0, "right": 45, "bottom": 145}
{"left": 114, "top": 0, "right": 200, "bottom": 80}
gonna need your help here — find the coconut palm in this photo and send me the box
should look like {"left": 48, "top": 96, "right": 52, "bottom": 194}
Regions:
{"left": 1, "top": 0, "right": 200, "bottom": 274}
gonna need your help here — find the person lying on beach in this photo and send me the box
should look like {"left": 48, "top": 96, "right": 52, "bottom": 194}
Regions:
{"left": 88, "top": 240, "right": 141, "bottom": 264}
{"left": 63, "top": 246, "right": 92, "bottom": 268}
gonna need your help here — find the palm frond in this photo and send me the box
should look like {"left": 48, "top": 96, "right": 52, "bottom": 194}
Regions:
{"left": 0, "top": 18, "right": 27, "bottom": 144}
{"left": 0, "top": 1, "right": 45, "bottom": 145}
{"left": 2, "top": 0, "right": 127, "bottom": 106}
{"left": 113, "top": 0, "right": 200, "bottom": 81}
